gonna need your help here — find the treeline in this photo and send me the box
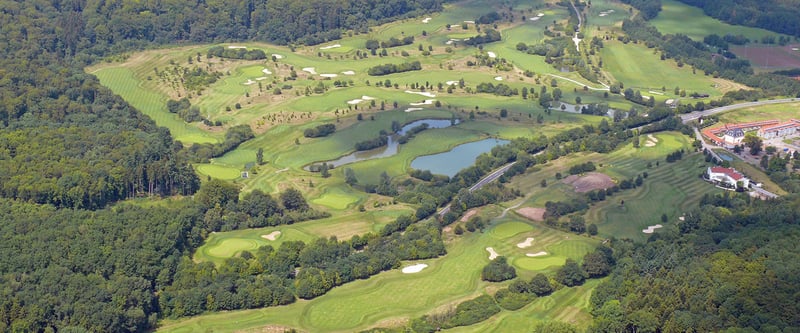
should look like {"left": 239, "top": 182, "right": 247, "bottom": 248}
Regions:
{"left": 355, "top": 132, "right": 389, "bottom": 151}
{"left": 677, "top": 0, "right": 800, "bottom": 37}
{"left": 619, "top": 0, "right": 662, "bottom": 20}
{"left": 167, "top": 97, "right": 203, "bottom": 123}
{"left": 207, "top": 46, "right": 267, "bottom": 60}
{"left": 365, "top": 36, "right": 415, "bottom": 50}
{"left": 367, "top": 61, "right": 422, "bottom": 76}
{"left": 476, "top": 82, "right": 519, "bottom": 96}
{"left": 180, "top": 125, "right": 255, "bottom": 163}
{"left": 591, "top": 193, "right": 800, "bottom": 332}
{"left": 303, "top": 123, "right": 336, "bottom": 138}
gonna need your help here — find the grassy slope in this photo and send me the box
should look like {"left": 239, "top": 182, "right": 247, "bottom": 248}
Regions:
{"left": 651, "top": 0, "right": 790, "bottom": 41}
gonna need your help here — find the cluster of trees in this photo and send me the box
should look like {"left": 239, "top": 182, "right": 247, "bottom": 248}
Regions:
{"left": 167, "top": 98, "right": 203, "bottom": 122}
{"left": 303, "top": 123, "right": 336, "bottom": 138}
{"left": 464, "top": 29, "right": 502, "bottom": 45}
{"left": 591, "top": 194, "right": 800, "bottom": 332}
{"left": 180, "top": 125, "right": 255, "bottom": 162}
{"left": 397, "top": 123, "right": 429, "bottom": 144}
{"left": 481, "top": 257, "right": 517, "bottom": 282}
{"left": 354, "top": 132, "right": 389, "bottom": 151}
{"left": 665, "top": 149, "right": 685, "bottom": 162}
{"left": 620, "top": 0, "right": 662, "bottom": 20}
{"left": 568, "top": 162, "right": 597, "bottom": 175}
{"left": 365, "top": 36, "right": 415, "bottom": 50}
{"left": 207, "top": 46, "right": 267, "bottom": 60}
{"left": 475, "top": 82, "right": 519, "bottom": 96}
{"left": 367, "top": 61, "right": 422, "bottom": 76}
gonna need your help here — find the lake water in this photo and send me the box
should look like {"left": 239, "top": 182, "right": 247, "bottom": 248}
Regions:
{"left": 410, "top": 138, "right": 510, "bottom": 177}
{"left": 312, "top": 118, "right": 457, "bottom": 169}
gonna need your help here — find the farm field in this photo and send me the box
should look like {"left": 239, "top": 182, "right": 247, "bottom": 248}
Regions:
{"left": 162, "top": 209, "right": 599, "bottom": 333}
{"left": 651, "top": 0, "right": 789, "bottom": 42}
{"left": 731, "top": 44, "right": 800, "bottom": 71}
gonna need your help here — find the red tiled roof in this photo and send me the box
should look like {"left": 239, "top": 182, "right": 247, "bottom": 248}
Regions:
{"left": 759, "top": 119, "right": 800, "bottom": 133}
{"left": 710, "top": 166, "right": 744, "bottom": 180}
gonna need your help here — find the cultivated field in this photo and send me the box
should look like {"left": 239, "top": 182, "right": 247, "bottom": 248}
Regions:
{"left": 731, "top": 44, "right": 800, "bottom": 70}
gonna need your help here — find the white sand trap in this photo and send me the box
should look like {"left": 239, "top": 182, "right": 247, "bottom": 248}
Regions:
{"left": 530, "top": 17, "right": 541, "bottom": 21}
{"left": 228, "top": 45, "right": 247, "bottom": 49}
{"left": 261, "top": 231, "right": 282, "bottom": 240}
{"left": 243, "top": 79, "right": 256, "bottom": 85}
{"left": 644, "top": 140, "right": 656, "bottom": 147}
{"left": 642, "top": 224, "right": 663, "bottom": 234}
{"left": 302, "top": 67, "right": 317, "bottom": 75}
{"left": 255, "top": 77, "right": 268, "bottom": 81}
{"left": 342, "top": 70, "right": 356, "bottom": 75}
{"left": 405, "top": 90, "right": 436, "bottom": 98}
{"left": 487, "top": 51, "right": 497, "bottom": 58}
{"left": 486, "top": 247, "right": 499, "bottom": 260}
{"left": 494, "top": 76, "right": 503, "bottom": 81}
{"left": 446, "top": 80, "right": 459, "bottom": 85}
{"left": 320, "top": 44, "right": 341, "bottom": 50}
{"left": 537, "top": 13, "right": 545, "bottom": 17}
{"left": 648, "top": 90, "right": 664, "bottom": 95}
{"left": 361, "top": 96, "right": 375, "bottom": 100}
{"left": 464, "top": 20, "right": 475, "bottom": 24}
{"left": 347, "top": 99, "right": 363, "bottom": 105}
{"left": 409, "top": 99, "right": 435, "bottom": 106}
{"left": 262, "top": 68, "right": 272, "bottom": 75}
{"left": 679, "top": 215, "right": 685, "bottom": 221}
{"left": 405, "top": 107, "right": 424, "bottom": 112}
{"left": 526, "top": 252, "right": 548, "bottom": 257}
{"left": 402, "top": 263, "right": 428, "bottom": 274}
{"left": 599, "top": 13, "right": 607, "bottom": 17}
{"left": 647, "top": 134, "right": 659, "bottom": 143}
{"left": 320, "top": 73, "right": 338, "bottom": 78}
{"left": 517, "top": 237, "right": 535, "bottom": 249}
{"left": 271, "top": 53, "right": 284, "bottom": 59}
{"left": 422, "top": 17, "right": 432, "bottom": 23}
{"left": 793, "top": 48, "right": 799, "bottom": 51}
{"left": 445, "top": 40, "right": 454, "bottom": 45}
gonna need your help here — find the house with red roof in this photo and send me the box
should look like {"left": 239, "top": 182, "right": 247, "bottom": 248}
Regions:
{"left": 706, "top": 166, "right": 750, "bottom": 189}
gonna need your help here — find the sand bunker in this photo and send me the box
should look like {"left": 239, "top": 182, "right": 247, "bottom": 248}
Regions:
{"left": 342, "top": 70, "right": 356, "bottom": 75}
{"left": 405, "top": 90, "right": 436, "bottom": 98}
{"left": 464, "top": 20, "right": 475, "bottom": 24}
{"left": 409, "top": 99, "right": 435, "bottom": 106}
{"left": 565, "top": 172, "right": 615, "bottom": 193}
{"left": 346, "top": 96, "right": 375, "bottom": 105}
{"left": 487, "top": 51, "right": 497, "bottom": 58}
{"left": 537, "top": 13, "right": 545, "bottom": 17}
{"left": 517, "top": 207, "right": 546, "bottom": 221}
{"left": 494, "top": 76, "right": 503, "bottom": 81}
{"left": 644, "top": 134, "right": 658, "bottom": 147}
{"left": 486, "top": 247, "right": 499, "bottom": 260}
{"left": 530, "top": 17, "right": 541, "bottom": 21}
{"left": 361, "top": 96, "right": 375, "bottom": 100}
{"left": 262, "top": 68, "right": 272, "bottom": 75}
{"left": 302, "top": 67, "right": 317, "bottom": 75}
{"left": 526, "top": 252, "right": 548, "bottom": 257}
{"left": 446, "top": 80, "right": 459, "bottom": 85}
{"left": 405, "top": 107, "right": 424, "bottom": 112}
{"left": 402, "top": 263, "right": 428, "bottom": 274}
{"left": 320, "top": 44, "right": 341, "bottom": 50}
{"left": 517, "top": 237, "right": 535, "bottom": 248}
{"left": 261, "top": 231, "right": 282, "bottom": 240}
{"left": 320, "top": 73, "right": 338, "bottom": 78}
{"left": 422, "top": 17, "right": 432, "bottom": 23}
{"left": 642, "top": 224, "right": 663, "bottom": 234}
{"left": 271, "top": 53, "right": 284, "bottom": 59}
{"left": 228, "top": 45, "right": 247, "bottom": 49}
{"left": 243, "top": 79, "right": 256, "bottom": 85}
{"left": 255, "top": 77, "right": 268, "bottom": 81}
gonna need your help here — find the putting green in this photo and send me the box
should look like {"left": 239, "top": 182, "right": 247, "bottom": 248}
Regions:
{"left": 513, "top": 256, "right": 566, "bottom": 271}
{"left": 195, "top": 164, "right": 242, "bottom": 180}
{"left": 311, "top": 186, "right": 361, "bottom": 210}
{"left": 491, "top": 221, "right": 534, "bottom": 239}
{"left": 207, "top": 238, "right": 260, "bottom": 257}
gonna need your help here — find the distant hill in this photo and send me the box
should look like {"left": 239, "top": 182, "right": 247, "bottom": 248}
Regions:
{"left": 677, "top": 0, "right": 800, "bottom": 37}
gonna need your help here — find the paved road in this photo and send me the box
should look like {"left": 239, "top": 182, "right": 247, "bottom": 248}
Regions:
{"left": 693, "top": 127, "right": 722, "bottom": 162}
{"left": 438, "top": 161, "right": 517, "bottom": 217}
{"left": 681, "top": 98, "right": 798, "bottom": 124}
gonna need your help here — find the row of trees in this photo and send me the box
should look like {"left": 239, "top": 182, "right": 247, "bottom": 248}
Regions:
{"left": 367, "top": 61, "right": 422, "bottom": 76}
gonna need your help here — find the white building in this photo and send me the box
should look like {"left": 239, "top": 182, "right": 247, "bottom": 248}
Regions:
{"left": 722, "top": 128, "right": 745, "bottom": 145}
{"left": 706, "top": 166, "right": 749, "bottom": 189}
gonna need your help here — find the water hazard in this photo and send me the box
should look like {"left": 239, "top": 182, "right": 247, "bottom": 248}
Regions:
{"left": 410, "top": 138, "right": 510, "bottom": 177}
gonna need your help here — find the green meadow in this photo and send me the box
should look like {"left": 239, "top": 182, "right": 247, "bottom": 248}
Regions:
{"left": 651, "top": 0, "right": 790, "bottom": 41}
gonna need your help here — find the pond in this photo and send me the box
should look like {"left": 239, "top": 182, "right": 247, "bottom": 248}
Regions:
{"left": 410, "top": 138, "right": 510, "bottom": 177}
{"left": 717, "top": 152, "right": 733, "bottom": 161}
{"left": 309, "top": 118, "right": 458, "bottom": 169}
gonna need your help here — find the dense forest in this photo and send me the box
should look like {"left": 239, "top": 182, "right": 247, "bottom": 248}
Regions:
{"left": 677, "top": 0, "right": 800, "bottom": 37}
{"left": 590, "top": 193, "right": 800, "bottom": 332}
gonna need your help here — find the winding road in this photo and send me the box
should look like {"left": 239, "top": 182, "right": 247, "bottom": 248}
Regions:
{"left": 438, "top": 161, "right": 517, "bottom": 217}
